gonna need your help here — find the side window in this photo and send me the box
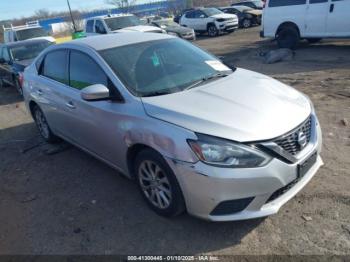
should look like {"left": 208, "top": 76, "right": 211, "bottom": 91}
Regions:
{"left": 3, "top": 47, "right": 10, "bottom": 62}
{"left": 185, "top": 11, "right": 194, "bottom": 18}
{"left": 69, "top": 51, "right": 108, "bottom": 90}
{"left": 42, "top": 50, "right": 68, "bottom": 85}
{"left": 194, "top": 10, "right": 206, "bottom": 18}
{"left": 95, "top": 20, "right": 107, "bottom": 34}
{"left": 269, "top": 0, "right": 306, "bottom": 7}
{"left": 310, "top": 0, "right": 327, "bottom": 3}
{"left": 86, "top": 20, "right": 94, "bottom": 33}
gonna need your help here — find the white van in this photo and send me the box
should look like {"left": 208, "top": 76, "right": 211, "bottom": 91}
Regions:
{"left": 261, "top": 0, "right": 350, "bottom": 49}
{"left": 3, "top": 22, "right": 55, "bottom": 44}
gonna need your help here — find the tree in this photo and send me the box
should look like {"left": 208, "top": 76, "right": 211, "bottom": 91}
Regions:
{"left": 34, "top": 9, "right": 51, "bottom": 19}
{"left": 105, "top": 0, "right": 137, "bottom": 10}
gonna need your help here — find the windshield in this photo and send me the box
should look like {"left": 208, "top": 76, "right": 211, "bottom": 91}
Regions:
{"left": 99, "top": 39, "right": 233, "bottom": 97}
{"left": 253, "top": 1, "right": 263, "bottom": 8}
{"left": 104, "top": 16, "right": 142, "bottom": 30}
{"left": 155, "top": 20, "right": 179, "bottom": 27}
{"left": 235, "top": 6, "right": 254, "bottom": 11}
{"left": 203, "top": 8, "right": 223, "bottom": 16}
{"left": 16, "top": 27, "right": 48, "bottom": 41}
{"left": 10, "top": 41, "right": 52, "bottom": 61}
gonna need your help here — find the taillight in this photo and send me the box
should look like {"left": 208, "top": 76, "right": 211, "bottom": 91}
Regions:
{"left": 18, "top": 72, "right": 24, "bottom": 88}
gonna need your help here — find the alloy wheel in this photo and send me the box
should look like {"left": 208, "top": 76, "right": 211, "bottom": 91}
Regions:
{"left": 138, "top": 160, "right": 172, "bottom": 209}
{"left": 35, "top": 109, "right": 50, "bottom": 140}
{"left": 243, "top": 19, "right": 251, "bottom": 28}
{"left": 208, "top": 26, "right": 218, "bottom": 37}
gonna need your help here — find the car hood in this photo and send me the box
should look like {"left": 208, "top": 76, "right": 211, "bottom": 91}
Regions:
{"left": 141, "top": 68, "right": 311, "bottom": 142}
{"left": 165, "top": 26, "right": 193, "bottom": 34}
{"left": 13, "top": 59, "right": 33, "bottom": 68}
{"left": 115, "top": 25, "right": 163, "bottom": 33}
{"left": 245, "top": 9, "right": 262, "bottom": 16}
{"left": 26, "top": 36, "right": 56, "bottom": 43}
{"left": 211, "top": 13, "right": 237, "bottom": 19}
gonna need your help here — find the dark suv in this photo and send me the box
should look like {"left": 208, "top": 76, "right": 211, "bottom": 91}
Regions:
{"left": 231, "top": 1, "right": 264, "bottom": 10}
{"left": 0, "top": 39, "right": 53, "bottom": 95}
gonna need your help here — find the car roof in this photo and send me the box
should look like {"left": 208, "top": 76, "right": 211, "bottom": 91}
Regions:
{"left": 61, "top": 32, "right": 174, "bottom": 51}
{"left": 87, "top": 14, "right": 134, "bottom": 20}
{"left": 1, "top": 39, "right": 50, "bottom": 48}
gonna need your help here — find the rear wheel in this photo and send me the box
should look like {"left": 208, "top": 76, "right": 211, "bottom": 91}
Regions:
{"left": 276, "top": 26, "right": 300, "bottom": 49}
{"left": 207, "top": 24, "right": 219, "bottom": 37}
{"left": 135, "top": 149, "right": 185, "bottom": 217}
{"left": 33, "top": 105, "right": 59, "bottom": 143}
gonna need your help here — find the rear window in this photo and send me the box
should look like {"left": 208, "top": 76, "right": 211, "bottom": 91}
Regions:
{"left": 268, "top": 0, "right": 306, "bottom": 7}
{"left": 42, "top": 50, "right": 68, "bottom": 85}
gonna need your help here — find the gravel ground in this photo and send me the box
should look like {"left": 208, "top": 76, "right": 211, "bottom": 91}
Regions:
{"left": 0, "top": 27, "right": 349, "bottom": 255}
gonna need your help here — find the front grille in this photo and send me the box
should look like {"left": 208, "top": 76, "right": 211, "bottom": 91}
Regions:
{"left": 274, "top": 116, "right": 312, "bottom": 155}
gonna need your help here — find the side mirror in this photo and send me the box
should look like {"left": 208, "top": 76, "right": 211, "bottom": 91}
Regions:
{"left": 200, "top": 14, "right": 206, "bottom": 18}
{"left": 81, "top": 84, "right": 111, "bottom": 101}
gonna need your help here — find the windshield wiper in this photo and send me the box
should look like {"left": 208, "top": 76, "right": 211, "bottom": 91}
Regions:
{"left": 141, "top": 90, "right": 173, "bottom": 97}
{"left": 184, "top": 73, "right": 229, "bottom": 91}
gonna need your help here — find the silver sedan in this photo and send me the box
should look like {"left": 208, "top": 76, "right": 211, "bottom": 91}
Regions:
{"left": 23, "top": 33, "right": 323, "bottom": 221}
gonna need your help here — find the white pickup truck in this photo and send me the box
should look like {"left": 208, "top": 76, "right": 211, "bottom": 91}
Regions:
{"left": 3, "top": 22, "right": 55, "bottom": 43}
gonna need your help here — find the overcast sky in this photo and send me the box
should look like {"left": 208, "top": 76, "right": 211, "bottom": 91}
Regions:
{"left": 0, "top": 0, "right": 149, "bottom": 20}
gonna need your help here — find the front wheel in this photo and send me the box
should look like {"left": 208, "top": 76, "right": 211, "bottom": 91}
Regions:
{"left": 242, "top": 19, "right": 252, "bottom": 28}
{"left": 33, "top": 105, "right": 59, "bottom": 143}
{"left": 14, "top": 78, "right": 23, "bottom": 96}
{"left": 135, "top": 149, "right": 185, "bottom": 217}
{"left": 207, "top": 24, "right": 219, "bottom": 37}
{"left": 276, "top": 27, "right": 300, "bottom": 49}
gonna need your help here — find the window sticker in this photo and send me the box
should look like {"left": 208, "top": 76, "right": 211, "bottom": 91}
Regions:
{"left": 205, "top": 60, "right": 231, "bottom": 71}
{"left": 151, "top": 53, "right": 160, "bottom": 67}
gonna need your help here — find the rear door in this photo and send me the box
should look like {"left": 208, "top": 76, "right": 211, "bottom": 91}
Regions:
{"left": 326, "top": 0, "right": 350, "bottom": 36}
{"left": 36, "top": 49, "right": 70, "bottom": 136}
{"left": 305, "top": 0, "right": 329, "bottom": 37}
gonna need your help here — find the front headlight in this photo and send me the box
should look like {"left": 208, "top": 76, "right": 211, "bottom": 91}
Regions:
{"left": 188, "top": 134, "right": 271, "bottom": 168}
{"left": 167, "top": 31, "right": 178, "bottom": 37}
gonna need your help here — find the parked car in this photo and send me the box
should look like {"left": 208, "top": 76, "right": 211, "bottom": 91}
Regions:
{"left": 23, "top": 33, "right": 323, "bottom": 221}
{"left": 261, "top": 0, "right": 350, "bottom": 49}
{"left": 151, "top": 19, "right": 196, "bottom": 40}
{"left": 0, "top": 39, "right": 53, "bottom": 95}
{"left": 231, "top": 0, "right": 264, "bottom": 10}
{"left": 84, "top": 14, "right": 165, "bottom": 36}
{"left": 3, "top": 21, "right": 55, "bottom": 43}
{"left": 220, "top": 6, "right": 262, "bottom": 28}
{"left": 180, "top": 8, "right": 239, "bottom": 37}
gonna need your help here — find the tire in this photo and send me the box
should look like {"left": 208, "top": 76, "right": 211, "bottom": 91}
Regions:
{"left": 207, "top": 24, "right": 219, "bottom": 37}
{"left": 276, "top": 26, "right": 300, "bottom": 49}
{"left": 307, "top": 38, "right": 322, "bottom": 44}
{"left": 242, "top": 19, "right": 252, "bottom": 28}
{"left": 135, "top": 149, "right": 186, "bottom": 217}
{"left": 14, "top": 78, "right": 23, "bottom": 96}
{"left": 33, "top": 105, "right": 59, "bottom": 143}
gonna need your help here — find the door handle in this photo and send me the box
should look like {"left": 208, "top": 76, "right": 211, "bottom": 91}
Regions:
{"left": 330, "top": 3, "right": 334, "bottom": 13}
{"left": 65, "top": 101, "right": 76, "bottom": 109}
{"left": 37, "top": 89, "right": 43, "bottom": 96}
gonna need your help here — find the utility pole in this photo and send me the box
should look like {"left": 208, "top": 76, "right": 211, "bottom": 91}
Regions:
{"left": 67, "top": 0, "right": 77, "bottom": 32}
